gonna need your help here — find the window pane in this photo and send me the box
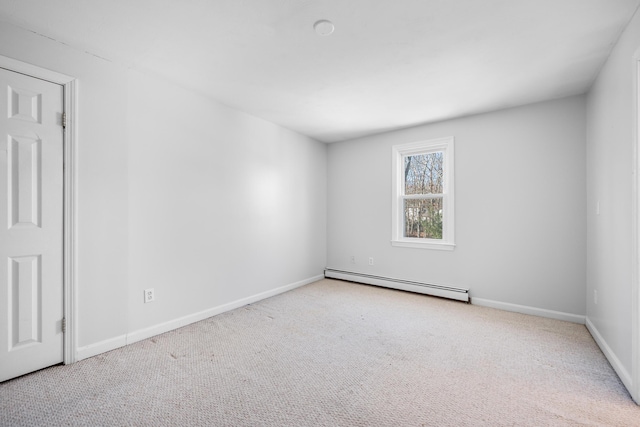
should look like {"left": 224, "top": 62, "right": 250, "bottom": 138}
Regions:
{"left": 404, "top": 198, "right": 443, "bottom": 239}
{"left": 404, "top": 152, "right": 444, "bottom": 195}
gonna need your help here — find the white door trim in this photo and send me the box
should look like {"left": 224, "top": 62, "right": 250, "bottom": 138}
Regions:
{"left": 633, "top": 56, "right": 640, "bottom": 404}
{"left": 0, "top": 55, "right": 78, "bottom": 364}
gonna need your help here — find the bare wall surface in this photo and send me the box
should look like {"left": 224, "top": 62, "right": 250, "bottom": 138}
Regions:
{"left": 327, "top": 96, "right": 587, "bottom": 316}
{"left": 586, "top": 8, "right": 640, "bottom": 377}
{"left": 126, "top": 69, "right": 327, "bottom": 332}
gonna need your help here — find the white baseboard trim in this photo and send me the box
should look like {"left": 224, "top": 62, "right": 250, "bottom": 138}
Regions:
{"left": 75, "top": 275, "right": 323, "bottom": 361}
{"left": 471, "top": 298, "right": 586, "bottom": 324}
{"left": 585, "top": 316, "right": 633, "bottom": 393}
{"left": 126, "top": 275, "right": 323, "bottom": 345}
{"left": 76, "top": 334, "right": 127, "bottom": 361}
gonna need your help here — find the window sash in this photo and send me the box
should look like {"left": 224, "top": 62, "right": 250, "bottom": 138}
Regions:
{"left": 402, "top": 196, "right": 444, "bottom": 240}
{"left": 401, "top": 151, "right": 445, "bottom": 196}
{"left": 401, "top": 193, "right": 444, "bottom": 200}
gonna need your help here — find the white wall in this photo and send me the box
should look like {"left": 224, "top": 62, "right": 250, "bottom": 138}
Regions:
{"left": 327, "top": 96, "right": 587, "bottom": 316}
{"left": 0, "top": 21, "right": 327, "bottom": 354}
{"left": 126, "top": 70, "right": 327, "bottom": 332}
{"left": 585, "top": 9, "right": 640, "bottom": 388}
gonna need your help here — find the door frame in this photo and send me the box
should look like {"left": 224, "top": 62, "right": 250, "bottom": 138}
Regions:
{"left": 0, "top": 55, "right": 78, "bottom": 365}
{"left": 633, "top": 56, "right": 640, "bottom": 404}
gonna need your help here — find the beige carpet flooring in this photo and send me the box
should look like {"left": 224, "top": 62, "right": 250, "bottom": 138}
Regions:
{"left": 1, "top": 279, "right": 639, "bottom": 426}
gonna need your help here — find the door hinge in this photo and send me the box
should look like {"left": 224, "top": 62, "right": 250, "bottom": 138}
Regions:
{"left": 62, "top": 112, "right": 66, "bottom": 129}
{"left": 61, "top": 317, "right": 66, "bottom": 333}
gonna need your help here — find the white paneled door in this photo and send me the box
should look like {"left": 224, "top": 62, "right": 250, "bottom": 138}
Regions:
{"left": 0, "top": 68, "right": 64, "bottom": 382}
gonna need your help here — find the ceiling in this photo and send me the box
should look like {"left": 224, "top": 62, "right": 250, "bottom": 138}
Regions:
{"left": 1, "top": 0, "right": 639, "bottom": 142}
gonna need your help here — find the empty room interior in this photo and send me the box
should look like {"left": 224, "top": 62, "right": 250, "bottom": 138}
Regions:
{"left": 3, "top": 0, "right": 640, "bottom": 425}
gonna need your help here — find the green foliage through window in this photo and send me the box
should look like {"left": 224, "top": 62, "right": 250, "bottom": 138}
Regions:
{"left": 403, "top": 198, "right": 443, "bottom": 239}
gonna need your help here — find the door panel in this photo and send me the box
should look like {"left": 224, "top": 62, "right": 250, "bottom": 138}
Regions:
{"left": 8, "top": 134, "right": 42, "bottom": 228}
{"left": 9, "top": 255, "right": 42, "bottom": 350}
{"left": 0, "top": 68, "right": 64, "bottom": 382}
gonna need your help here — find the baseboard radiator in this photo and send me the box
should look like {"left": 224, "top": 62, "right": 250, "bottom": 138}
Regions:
{"left": 324, "top": 269, "right": 469, "bottom": 303}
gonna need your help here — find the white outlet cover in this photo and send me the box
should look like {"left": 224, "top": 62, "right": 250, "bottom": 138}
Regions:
{"left": 144, "top": 288, "right": 155, "bottom": 303}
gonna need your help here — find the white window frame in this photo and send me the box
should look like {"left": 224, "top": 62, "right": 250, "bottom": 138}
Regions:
{"left": 391, "top": 137, "right": 455, "bottom": 250}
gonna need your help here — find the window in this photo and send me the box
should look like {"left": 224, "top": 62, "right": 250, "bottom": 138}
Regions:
{"left": 391, "top": 137, "right": 455, "bottom": 250}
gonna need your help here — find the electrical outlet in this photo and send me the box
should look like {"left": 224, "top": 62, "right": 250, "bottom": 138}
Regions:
{"left": 144, "top": 288, "right": 155, "bottom": 303}
{"left": 368, "top": 257, "right": 374, "bottom": 265}
{"left": 596, "top": 201, "right": 600, "bottom": 216}
{"left": 350, "top": 255, "right": 355, "bottom": 264}
{"left": 594, "top": 289, "right": 598, "bottom": 305}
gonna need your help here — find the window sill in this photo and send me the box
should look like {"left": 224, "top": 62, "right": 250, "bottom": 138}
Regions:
{"left": 391, "top": 240, "right": 456, "bottom": 251}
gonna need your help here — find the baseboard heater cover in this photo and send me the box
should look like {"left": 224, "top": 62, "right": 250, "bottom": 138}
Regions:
{"left": 324, "top": 269, "right": 469, "bottom": 302}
